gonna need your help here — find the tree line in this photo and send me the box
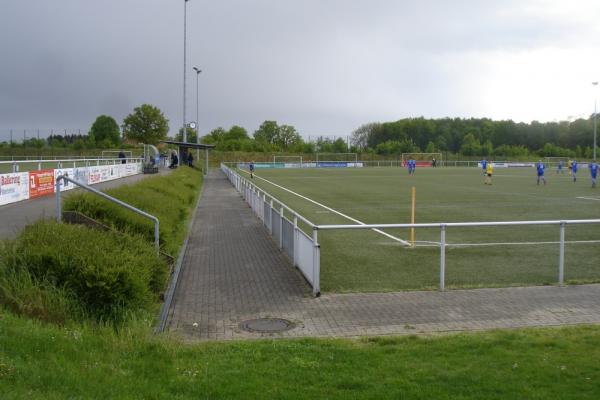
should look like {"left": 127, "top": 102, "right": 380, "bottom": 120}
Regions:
{"left": 3, "top": 103, "right": 598, "bottom": 159}
{"left": 351, "top": 117, "right": 599, "bottom": 159}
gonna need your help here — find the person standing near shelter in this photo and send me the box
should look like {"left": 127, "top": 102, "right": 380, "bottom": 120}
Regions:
{"left": 572, "top": 159, "right": 578, "bottom": 182}
{"left": 589, "top": 160, "right": 598, "bottom": 188}
{"left": 249, "top": 161, "right": 255, "bottom": 179}
{"left": 187, "top": 152, "right": 194, "bottom": 167}
{"left": 118, "top": 150, "right": 126, "bottom": 164}
{"left": 484, "top": 162, "right": 493, "bottom": 185}
{"left": 536, "top": 160, "right": 547, "bottom": 185}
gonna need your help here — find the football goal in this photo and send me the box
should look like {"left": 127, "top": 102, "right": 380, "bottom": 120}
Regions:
{"left": 401, "top": 153, "right": 442, "bottom": 167}
{"left": 102, "top": 150, "right": 132, "bottom": 159}
{"left": 273, "top": 155, "right": 303, "bottom": 167}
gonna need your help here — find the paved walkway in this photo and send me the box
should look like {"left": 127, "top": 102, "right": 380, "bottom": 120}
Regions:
{"left": 166, "top": 170, "right": 600, "bottom": 340}
{"left": 0, "top": 168, "right": 173, "bottom": 239}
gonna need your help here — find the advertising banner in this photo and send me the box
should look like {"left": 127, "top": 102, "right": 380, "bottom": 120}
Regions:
{"left": 54, "top": 168, "right": 75, "bottom": 192}
{"left": 0, "top": 172, "right": 29, "bottom": 205}
{"left": 99, "top": 165, "right": 112, "bottom": 182}
{"left": 109, "top": 165, "right": 120, "bottom": 180}
{"left": 87, "top": 166, "right": 102, "bottom": 185}
{"left": 29, "top": 169, "right": 55, "bottom": 199}
{"left": 73, "top": 167, "right": 88, "bottom": 184}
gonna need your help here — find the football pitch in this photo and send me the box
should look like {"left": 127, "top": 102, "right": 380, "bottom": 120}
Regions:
{"left": 235, "top": 166, "right": 600, "bottom": 293}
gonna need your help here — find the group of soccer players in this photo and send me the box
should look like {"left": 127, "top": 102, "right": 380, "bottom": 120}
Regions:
{"left": 479, "top": 158, "right": 598, "bottom": 188}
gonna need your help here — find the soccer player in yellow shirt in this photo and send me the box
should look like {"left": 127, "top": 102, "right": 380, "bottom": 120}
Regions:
{"left": 484, "top": 162, "right": 493, "bottom": 185}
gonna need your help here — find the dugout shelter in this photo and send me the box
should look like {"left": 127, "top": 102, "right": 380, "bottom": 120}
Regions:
{"left": 160, "top": 141, "right": 215, "bottom": 175}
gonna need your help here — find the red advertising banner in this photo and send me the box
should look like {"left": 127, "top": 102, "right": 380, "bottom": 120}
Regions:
{"left": 29, "top": 169, "right": 55, "bottom": 199}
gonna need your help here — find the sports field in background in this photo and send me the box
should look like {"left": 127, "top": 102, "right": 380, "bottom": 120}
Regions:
{"left": 234, "top": 166, "right": 600, "bottom": 293}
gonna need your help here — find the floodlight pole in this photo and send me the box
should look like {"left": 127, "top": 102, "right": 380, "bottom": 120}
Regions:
{"left": 593, "top": 82, "right": 598, "bottom": 160}
{"left": 182, "top": 0, "right": 189, "bottom": 143}
{"left": 193, "top": 67, "right": 202, "bottom": 163}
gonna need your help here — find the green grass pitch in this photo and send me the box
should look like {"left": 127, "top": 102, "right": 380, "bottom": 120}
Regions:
{"left": 235, "top": 166, "right": 600, "bottom": 293}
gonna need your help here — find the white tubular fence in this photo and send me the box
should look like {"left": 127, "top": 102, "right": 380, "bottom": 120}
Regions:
{"left": 1, "top": 157, "right": 141, "bottom": 173}
{"left": 221, "top": 164, "right": 321, "bottom": 296}
{"left": 221, "top": 163, "right": 600, "bottom": 294}
{"left": 316, "top": 219, "right": 600, "bottom": 291}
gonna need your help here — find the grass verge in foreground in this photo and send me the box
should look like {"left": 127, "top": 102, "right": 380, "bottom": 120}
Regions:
{"left": 1, "top": 311, "right": 599, "bottom": 399}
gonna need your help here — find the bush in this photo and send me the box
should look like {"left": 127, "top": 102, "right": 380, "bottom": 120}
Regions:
{"left": 63, "top": 167, "right": 202, "bottom": 256}
{"left": 6, "top": 221, "right": 166, "bottom": 322}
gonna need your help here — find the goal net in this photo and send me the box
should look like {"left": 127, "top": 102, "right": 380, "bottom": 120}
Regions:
{"left": 102, "top": 150, "right": 132, "bottom": 159}
{"left": 273, "top": 155, "right": 303, "bottom": 167}
{"left": 401, "top": 153, "right": 442, "bottom": 167}
{"left": 544, "top": 157, "right": 570, "bottom": 168}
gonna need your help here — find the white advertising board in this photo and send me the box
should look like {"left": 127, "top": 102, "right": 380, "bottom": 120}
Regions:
{"left": 54, "top": 168, "right": 75, "bottom": 192}
{"left": 0, "top": 172, "right": 30, "bottom": 205}
{"left": 87, "top": 166, "right": 102, "bottom": 185}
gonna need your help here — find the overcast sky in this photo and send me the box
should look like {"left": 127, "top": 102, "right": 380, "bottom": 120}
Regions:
{"left": 1, "top": 0, "right": 600, "bottom": 141}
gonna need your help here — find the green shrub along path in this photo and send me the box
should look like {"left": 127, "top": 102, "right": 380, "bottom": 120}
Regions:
{"left": 63, "top": 166, "right": 202, "bottom": 257}
{"left": 0, "top": 167, "right": 203, "bottom": 324}
{"left": 1, "top": 313, "right": 600, "bottom": 399}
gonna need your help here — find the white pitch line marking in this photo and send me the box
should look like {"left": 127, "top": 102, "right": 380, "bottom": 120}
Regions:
{"left": 240, "top": 170, "right": 411, "bottom": 246}
{"left": 577, "top": 196, "right": 600, "bottom": 201}
{"left": 408, "top": 240, "right": 600, "bottom": 248}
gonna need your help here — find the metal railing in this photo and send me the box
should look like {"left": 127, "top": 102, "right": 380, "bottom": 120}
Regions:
{"left": 55, "top": 175, "right": 160, "bottom": 254}
{"left": 2, "top": 157, "right": 142, "bottom": 173}
{"left": 221, "top": 164, "right": 321, "bottom": 295}
{"left": 315, "top": 219, "right": 600, "bottom": 290}
{"left": 221, "top": 163, "right": 600, "bottom": 293}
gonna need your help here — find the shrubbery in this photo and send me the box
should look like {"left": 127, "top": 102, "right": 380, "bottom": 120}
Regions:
{"left": 2, "top": 222, "right": 165, "bottom": 322}
{"left": 0, "top": 167, "right": 203, "bottom": 324}
{"left": 63, "top": 167, "right": 202, "bottom": 256}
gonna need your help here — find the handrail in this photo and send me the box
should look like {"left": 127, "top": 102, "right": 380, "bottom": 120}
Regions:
{"left": 221, "top": 163, "right": 316, "bottom": 228}
{"left": 315, "top": 219, "right": 600, "bottom": 230}
{"left": 0, "top": 157, "right": 141, "bottom": 164}
{"left": 55, "top": 175, "right": 160, "bottom": 254}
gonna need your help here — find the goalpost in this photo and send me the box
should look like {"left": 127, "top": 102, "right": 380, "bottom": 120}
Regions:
{"left": 316, "top": 153, "right": 358, "bottom": 163}
{"left": 102, "top": 150, "right": 132, "bottom": 158}
{"left": 401, "top": 153, "right": 442, "bottom": 167}
{"left": 273, "top": 155, "right": 303, "bottom": 167}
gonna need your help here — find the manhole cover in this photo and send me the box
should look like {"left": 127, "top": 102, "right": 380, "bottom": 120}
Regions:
{"left": 239, "top": 318, "right": 295, "bottom": 333}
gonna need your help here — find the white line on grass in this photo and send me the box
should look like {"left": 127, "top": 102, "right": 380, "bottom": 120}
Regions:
{"left": 577, "top": 196, "right": 600, "bottom": 201}
{"left": 240, "top": 170, "right": 411, "bottom": 246}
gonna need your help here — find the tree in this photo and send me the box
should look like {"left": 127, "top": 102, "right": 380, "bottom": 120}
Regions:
{"left": 225, "top": 125, "right": 249, "bottom": 141}
{"left": 253, "top": 121, "right": 279, "bottom": 144}
{"left": 351, "top": 122, "right": 380, "bottom": 150}
{"left": 122, "top": 104, "right": 169, "bottom": 145}
{"left": 90, "top": 115, "right": 120, "bottom": 146}
{"left": 202, "top": 127, "right": 227, "bottom": 144}
{"left": 175, "top": 127, "right": 198, "bottom": 143}
{"left": 275, "top": 125, "right": 302, "bottom": 149}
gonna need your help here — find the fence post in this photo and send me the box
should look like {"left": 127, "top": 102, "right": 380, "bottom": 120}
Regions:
{"left": 312, "top": 228, "right": 320, "bottom": 296}
{"left": 293, "top": 214, "right": 299, "bottom": 267}
{"left": 559, "top": 221, "right": 565, "bottom": 287}
{"left": 279, "top": 206, "right": 284, "bottom": 249}
{"left": 55, "top": 177, "right": 62, "bottom": 222}
{"left": 440, "top": 224, "right": 446, "bottom": 291}
{"left": 269, "top": 199, "right": 274, "bottom": 234}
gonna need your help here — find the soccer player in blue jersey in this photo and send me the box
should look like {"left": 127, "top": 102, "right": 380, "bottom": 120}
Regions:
{"left": 249, "top": 161, "right": 255, "bottom": 179}
{"left": 536, "top": 160, "right": 547, "bottom": 185}
{"left": 557, "top": 160, "right": 563, "bottom": 174}
{"left": 481, "top": 159, "right": 487, "bottom": 176}
{"left": 572, "top": 159, "right": 578, "bottom": 182}
{"left": 590, "top": 160, "right": 598, "bottom": 188}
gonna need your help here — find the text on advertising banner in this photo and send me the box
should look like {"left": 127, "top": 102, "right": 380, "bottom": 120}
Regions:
{"left": 0, "top": 172, "right": 29, "bottom": 205}
{"left": 29, "top": 169, "right": 55, "bottom": 199}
